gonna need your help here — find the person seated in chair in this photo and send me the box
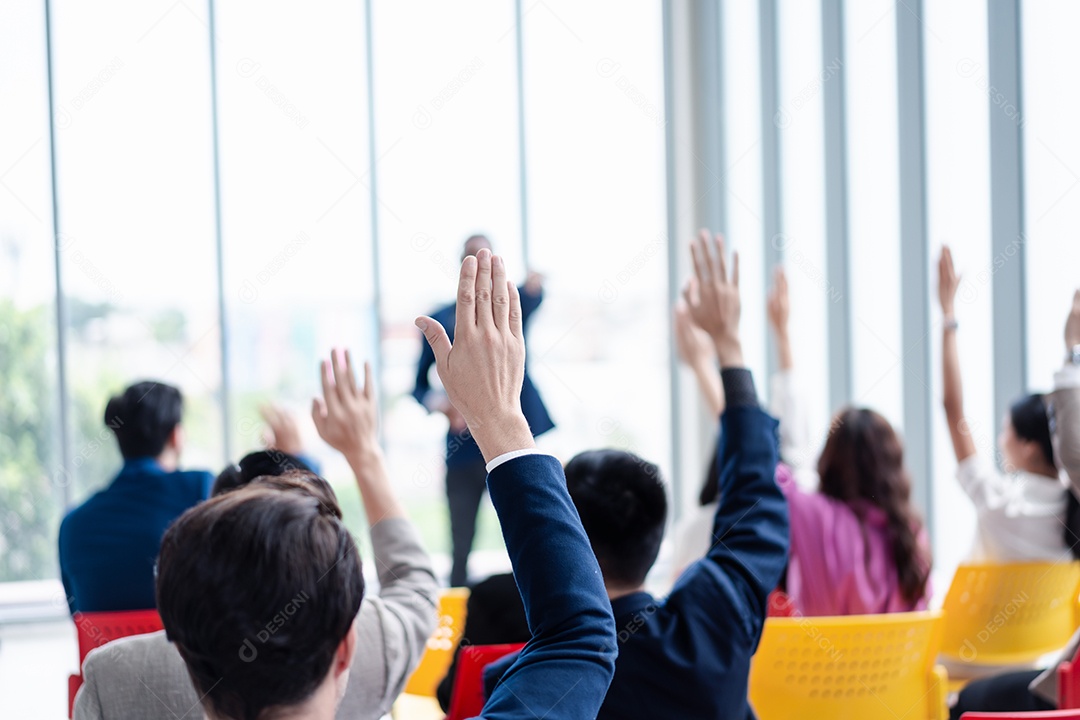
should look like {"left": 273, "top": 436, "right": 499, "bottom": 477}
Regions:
{"left": 74, "top": 359, "right": 439, "bottom": 720}
{"left": 486, "top": 231, "right": 790, "bottom": 719}
{"left": 59, "top": 381, "right": 213, "bottom": 614}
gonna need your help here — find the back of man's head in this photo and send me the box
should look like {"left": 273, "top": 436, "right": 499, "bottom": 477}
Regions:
{"left": 104, "top": 381, "right": 183, "bottom": 460}
{"left": 212, "top": 450, "right": 315, "bottom": 496}
{"left": 157, "top": 473, "right": 364, "bottom": 720}
{"left": 564, "top": 449, "right": 668, "bottom": 589}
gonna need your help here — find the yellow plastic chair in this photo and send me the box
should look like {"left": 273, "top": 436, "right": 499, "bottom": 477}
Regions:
{"left": 940, "top": 562, "right": 1080, "bottom": 668}
{"left": 749, "top": 611, "right": 948, "bottom": 720}
{"left": 403, "top": 587, "right": 470, "bottom": 698}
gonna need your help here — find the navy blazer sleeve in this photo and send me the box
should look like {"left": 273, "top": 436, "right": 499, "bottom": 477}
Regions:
{"left": 479, "top": 454, "right": 617, "bottom": 720}
{"left": 664, "top": 372, "right": 789, "bottom": 650}
{"left": 520, "top": 285, "right": 542, "bottom": 324}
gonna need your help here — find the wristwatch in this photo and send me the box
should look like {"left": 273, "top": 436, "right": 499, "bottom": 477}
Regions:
{"left": 1070, "top": 345, "right": 1080, "bottom": 366}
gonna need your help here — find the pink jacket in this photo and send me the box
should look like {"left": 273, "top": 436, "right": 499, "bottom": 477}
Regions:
{"left": 777, "top": 464, "right": 931, "bottom": 617}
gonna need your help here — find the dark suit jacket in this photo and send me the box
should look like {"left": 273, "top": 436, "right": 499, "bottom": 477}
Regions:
{"left": 59, "top": 458, "right": 212, "bottom": 613}
{"left": 480, "top": 453, "right": 617, "bottom": 719}
{"left": 412, "top": 285, "right": 554, "bottom": 468}
{"left": 487, "top": 371, "right": 790, "bottom": 719}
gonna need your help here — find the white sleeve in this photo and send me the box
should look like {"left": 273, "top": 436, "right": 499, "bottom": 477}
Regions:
{"left": 955, "top": 455, "right": 1006, "bottom": 510}
{"left": 769, "top": 370, "right": 811, "bottom": 469}
{"left": 486, "top": 448, "right": 550, "bottom": 473}
{"left": 1054, "top": 364, "right": 1080, "bottom": 390}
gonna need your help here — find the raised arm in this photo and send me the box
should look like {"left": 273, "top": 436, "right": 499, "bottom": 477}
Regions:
{"left": 416, "top": 249, "right": 616, "bottom": 720}
{"left": 311, "top": 350, "right": 438, "bottom": 714}
{"left": 766, "top": 266, "right": 809, "bottom": 466}
{"left": 674, "top": 300, "right": 725, "bottom": 417}
{"left": 939, "top": 247, "right": 977, "bottom": 463}
{"left": 677, "top": 231, "right": 789, "bottom": 625}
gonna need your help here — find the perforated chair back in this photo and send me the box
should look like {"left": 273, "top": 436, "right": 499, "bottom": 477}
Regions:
{"left": 940, "top": 562, "right": 1080, "bottom": 666}
{"left": 403, "top": 587, "right": 470, "bottom": 697}
{"left": 749, "top": 611, "right": 948, "bottom": 720}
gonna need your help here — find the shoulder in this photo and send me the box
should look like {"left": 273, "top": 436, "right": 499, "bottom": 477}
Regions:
{"left": 169, "top": 469, "right": 214, "bottom": 498}
{"left": 83, "top": 630, "right": 183, "bottom": 679}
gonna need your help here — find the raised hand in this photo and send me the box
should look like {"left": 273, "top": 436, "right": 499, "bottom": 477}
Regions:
{"left": 683, "top": 229, "right": 743, "bottom": 368}
{"left": 767, "top": 267, "right": 790, "bottom": 338}
{"left": 938, "top": 246, "right": 960, "bottom": 318}
{"left": 673, "top": 300, "right": 715, "bottom": 370}
{"left": 259, "top": 404, "right": 304, "bottom": 455}
{"left": 1067, "top": 290, "right": 1080, "bottom": 351}
{"left": 311, "top": 350, "right": 379, "bottom": 464}
{"left": 416, "top": 248, "right": 534, "bottom": 461}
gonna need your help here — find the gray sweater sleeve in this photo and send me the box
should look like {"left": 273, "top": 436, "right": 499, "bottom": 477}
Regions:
{"left": 338, "top": 516, "right": 439, "bottom": 720}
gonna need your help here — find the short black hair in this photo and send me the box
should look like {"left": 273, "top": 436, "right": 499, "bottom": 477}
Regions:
{"left": 157, "top": 473, "right": 364, "bottom": 720}
{"left": 1011, "top": 393, "right": 1055, "bottom": 467}
{"left": 104, "top": 381, "right": 183, "bottom": 459}
{"left": 564, "top": 449, "right": 668, "bottom": 588}
{"left": 212, "top": 450, "right": 315, "bottom": 496}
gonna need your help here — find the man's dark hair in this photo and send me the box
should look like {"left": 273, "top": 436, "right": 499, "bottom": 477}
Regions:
{"left": 212, "top": 450, "right": 315, "bottom": 496}
{"left": 104, "top": 381, "right": 183, "bottom": 459}
{"left": 564, "top": 449, "right": 668, "bottom": 588}
{"left": 157, "top": 473, "right": 364, "bottom": 720}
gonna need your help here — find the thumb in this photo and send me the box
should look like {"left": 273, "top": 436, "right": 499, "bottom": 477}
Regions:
{"left": 416, "top": 316, "right": 452, "bottom": 367}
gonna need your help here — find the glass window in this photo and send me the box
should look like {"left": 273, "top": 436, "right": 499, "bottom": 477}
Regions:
{"left": 845, "top": 0, "right": 903, "bottom": 425}
{"left": 213, "top": 0, "right": 377, "bottom": 525}
{"left": 51, "top": 0, "right": 224, "bottom": 499}
{"left": 521, "top": 0, "right": 670, "bottom": 490}
{"left": 370, "top": 0, "right": 523, "bottom": 559}
{"left": 924, "top": 0, "right": 993, "bottom": 579}
{"left": 0, "top": 0, "right": 61, "bottom": 583}
{"left": 776, "top": 0, "right": 831, "bottom": 457}
{"left": 1022, "top": 0, "right": 1080, "bottom": 388}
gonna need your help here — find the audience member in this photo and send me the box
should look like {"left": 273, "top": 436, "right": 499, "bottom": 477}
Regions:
{"left": 951, "top": 290, "right": 1080, "bottom": 718}
{"left": 73, "top": 355, "right": 438, "bottom": 720}
{"left": 435, "top": 573, "right": 530, "bottom": 711}
{"left": 486, "top": 230, "right": 789, "bottom": 718}
{"left": 413, "top": 233, "right": 553, "bottom": 586}
{"left": 939, "top": 247, "right": 1072, "bottom": 560}
{"left": 415, "top": 247, "right": 616, "bottom": 718}
{"left": 59, "top": 381, "right": 212, "bottom": 614}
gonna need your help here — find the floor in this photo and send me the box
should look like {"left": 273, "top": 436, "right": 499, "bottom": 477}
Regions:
{"left": 0, "top": 619, "right": 77, "bottom": 720}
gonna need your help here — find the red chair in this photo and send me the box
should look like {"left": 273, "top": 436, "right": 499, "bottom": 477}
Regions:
{"left": 1060, "top": 643, "right": 1080, "bottom": 709}
{"left": 67, "top": 609, "right": 164, "bottom": 717}
{"left": 961, "top": 713, "right": 1080, "bottom": 719}
{"left": 444, "top": 642, "right": 526, "bottom": 720}
{"left": 766, "top": 590, "right": 796, "bottom": 617}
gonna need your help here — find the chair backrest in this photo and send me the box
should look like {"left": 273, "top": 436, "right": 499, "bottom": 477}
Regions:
{"left": 960, "top": 712, "right": 1080, "bottom": 719}
{"left": 73, "top": 609, "right": 164, "bottom": 665}
{"left": 767, "top": 590, "right": 797, "bottom": 618}
{"left": 749, "top": 611, "right": 947, "bottom": 720}
{"left": 940, "top": 562, "right": 1080, "bottom": 666}
{"left": 404, "top": 587, "right": 470, "bottom": 697}
{"left": 445, "top": 642, "right": 527, "bottom": 720}
{"left": 1058, "top": 641, "right": 1080, "bottom": 709}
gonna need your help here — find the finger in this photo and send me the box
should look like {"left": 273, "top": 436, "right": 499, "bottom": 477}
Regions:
{"left": 682, "top": 277, "right": 699, "bottom": 308}
{"left": 475, "top": 248, "right": 494, "bottom": 331}
{"left": 491, "top": 255, "right": 510, "bottom": 330}
{"left": 1073, "top": 289, "right": 1080, "bottom": 310}
{"left": 311, "top": 397, "right": 327, "bottom": 436}
{"left": 343, "top": 349, "right": 359, "bottom": 397}
{"left": 319, "top": 359, "right": 338, "bottom": 414}
{"left": 363, "top": 361, "right": 374, "bottom": 401}
{"left": 416, "top": 316, "right": 453, "bottom": 367}
{"left": 732, "top": 250, "right": 740, "bottom": 287}
{"left": 456, "top": 255, "right": 478, "bottom": 336}
{"left": 713, "top": 234, "right": 728, "bottom": 283}
{"left": 331, "top": 350, "right": 351, "bottom": 405}
{"left": 690, "top": 239, "right": 709, "bottom": 288}
{"left": 508, "top": 282, "right": 523, "bottom": 339}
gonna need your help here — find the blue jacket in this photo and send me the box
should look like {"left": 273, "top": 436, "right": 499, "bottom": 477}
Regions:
{"left": 58, "top": 458, "right": 213, "bottom": 614}
{"left": 413, "top": 286, "right": 554, "bottom": 468}
{"left": 487, "top": 372, "right": 790, "bottom": 719}
{"left": 480, "top": 453, "right": 617, "bottom": 719}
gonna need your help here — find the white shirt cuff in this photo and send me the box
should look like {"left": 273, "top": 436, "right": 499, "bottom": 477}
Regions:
{"left": 1055, "top": 364, "right": 1080, "bottom": 390}
{"left": 486, "top": 448, "right": 548, "bottom": 473}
